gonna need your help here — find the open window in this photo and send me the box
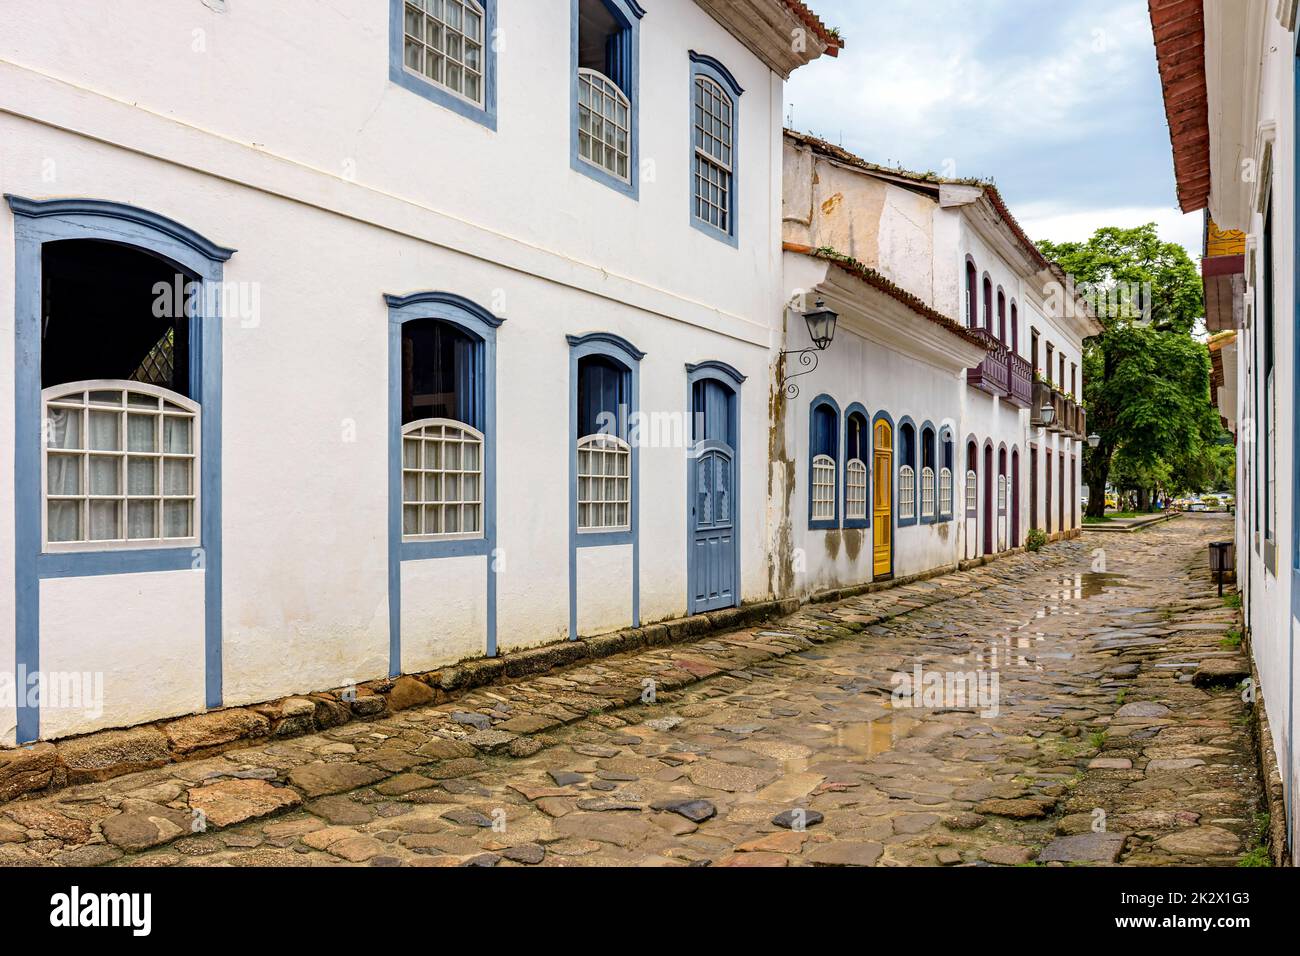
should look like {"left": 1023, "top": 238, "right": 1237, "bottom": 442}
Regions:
{"left": 809, "top": 398, "right": 838, "bottom": 528}
{"left": 939, "top": 432, "right": 954, "bottom": 519}
{"left": 575, "top": 0, "right": 640, "bottom": 191}
{"left": 41, "top": 240, "right": 198, "bottom": 550}
{"left": 844, "top": 409, "right": 868, "bottom": 526}
{"left": 400, "top": 318, "right": 485, "bottom": 540}
{"left": 920, "top": 425, "right": 936, "bottom": 521}
{"left": 898, "top": 421, "right": 917, "bottom": 524}
{"left": 577, "top": 354, "right": 631, "bottom": 532}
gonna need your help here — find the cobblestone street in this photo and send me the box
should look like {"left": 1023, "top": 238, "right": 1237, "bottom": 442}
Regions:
{"left": 0, "top": 516, "right": 1262, "bottom": 867}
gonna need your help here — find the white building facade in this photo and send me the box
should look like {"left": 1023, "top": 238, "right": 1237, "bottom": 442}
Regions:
{"left": 0, "top": 0, "right": 840, "bottom": 745}
{"left": 1151, "top": 0, "right": 1300, "bottom": 862}
{"left": 775, "top": 133, "right": 1096, "bottom": 599}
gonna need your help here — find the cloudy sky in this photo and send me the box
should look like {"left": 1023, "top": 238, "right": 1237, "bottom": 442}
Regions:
{"left": 786, "top": 0, "right": 1201, "bottom": 259}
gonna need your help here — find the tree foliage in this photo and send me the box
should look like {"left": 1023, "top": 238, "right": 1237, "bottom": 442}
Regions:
{"left": 1036, "top": 224, "right": 1226, "bottom": 515}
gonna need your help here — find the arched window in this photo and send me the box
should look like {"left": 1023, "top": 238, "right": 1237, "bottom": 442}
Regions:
{"left": 577, "top": 353, "right": 631, "bottom": 531}
{"left": 1009, "top": 301, "right": 1019, "bottom": 353}
{"left": 400, "top": 318, "right": 486, "bottom": 540}
{"left": 40, "top": 239, "right": 201, "bottom": 549}
{"left": 898, "top": 421, "right": 917, "bottom": 523}
{"left": 690, "top": 54, "right": 742, "bottom": 243}
{"left": 844, "top": 409, "right": 869, "bottom": 524}
{"left": 574, "top": 0, "right": 642, "bottom": 194}
{"left": 965, "top": 259, "right": 978, "bottom": 328}
{"left": 920, "top": 425, "right": 936, "bottom": 520}
{"left": 939, "top": 431, "right": 954, "bottom": 518}
{"left": 965, "top": 440, "right": 979, "bottom": 517}
{"left": 809, "top": 398, "right": 839, "bottom": 528}
{"left": 997, "top": 288, "right": 1007, "bottom": 343}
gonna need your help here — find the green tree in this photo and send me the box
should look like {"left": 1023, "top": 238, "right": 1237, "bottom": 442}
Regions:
{"left": 1038, "top": 224, "right": 1211, "bottom": 516}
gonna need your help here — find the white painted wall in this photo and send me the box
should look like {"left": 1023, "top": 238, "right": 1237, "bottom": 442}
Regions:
{"left": 1220, "top": 1, "right": 1299, "bottom": 862}
{"left": 0, "top": 0, "right": 794, "bottom": 743}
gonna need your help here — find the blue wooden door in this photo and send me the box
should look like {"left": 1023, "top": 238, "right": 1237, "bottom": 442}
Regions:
{"left": 692, "top": 442, "right": 735, "bottom": 611}
{"left": 689, "top": 376, "right": 737, "bottom": 613}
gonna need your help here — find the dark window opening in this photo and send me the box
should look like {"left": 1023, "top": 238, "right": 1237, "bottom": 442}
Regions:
{"left": 965, "top": 261, "right": 978, "bottom": 328}
{"left": 900, "top": 423, "right": 916, "bottom": 471}
{"left": 578, "top": 0, "right": 630, "bottom": 93}
{"left": 922, "top": 428, "right": 935, "bottom": 471}
{"left": 401, "top": 318, "right": 482, "bottom": 428}
{"left": 41, "top": 239, "right": 190, "bottom": 396}
{"left": 1045, "top": 343, "right": 1054, "bottom": 385}
{"left": 996, "top": 290, "right": 1006, "bottom": 343}
{"left": 578, "top": 354, "right": 629, "bottom": 438}
{"left": 847, "top": 411, "right": 868, "bottom": 462}
{"left": 1031, "top": 328, "right": 1040, "bottom": 375}
{"left": 692, "top": 378, "right": 734, "bottom": 445}
{"left": 811, "top": 403, "right": 838, "bottom": 460}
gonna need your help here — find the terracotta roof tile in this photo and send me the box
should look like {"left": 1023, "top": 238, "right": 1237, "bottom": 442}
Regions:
{"left": 785, "top": 242, "right": 994, "bottom": 351}
{"left": 1148, "top": 0, "right": 1210, "bottom": 212}
{"left": 783, "top": 1, "right": 842, "bottom": 56}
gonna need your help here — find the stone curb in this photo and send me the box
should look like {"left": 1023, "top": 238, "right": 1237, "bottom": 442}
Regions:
{"left": 2, "top": 596, "right": 796, "bottom": 803}
{"left": 0, "top": 536, "right": 1080, "bottom": 808}
{"left": 1082, "top": 513, "right": 1181, "bottom": 533}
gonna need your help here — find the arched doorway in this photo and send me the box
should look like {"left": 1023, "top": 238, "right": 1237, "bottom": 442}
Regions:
{"left": 872, "top": 417, "right": 893, "bottom": 578}
{"left": 687, "top": 366, "right": 740, "bottom": 613}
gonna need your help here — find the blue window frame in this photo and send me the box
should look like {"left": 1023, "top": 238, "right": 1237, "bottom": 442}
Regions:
{"left": 689, "top": 52, "right": 743, "bottom": 246}
{"left": 808, "top": 395, "right": 840, "bottom": 530}
{"left": 7, "top": 196, "right": 234, "bottom": 742}
{"left": 843, "top": 404, "right": 869, "bottom": 530}
{"left": 571, "top": 0, "right": 644, "bottom": 197}
{"left": 920, "top": 423, "right": 937, "bottom": 524}
{"left": 898, "top": 418, "right": 918, "bottom": 527}
{"left": 939, "top": 427, "right": 955, "bottom": 521}
{"left": 567, "top": 332, "right": 643, "bottom": 638}
{"left": 385, "top": 291, "right": 503, "bottom": 671}
{"left": 389, "top": 0, "right": 498, "bottom": 130}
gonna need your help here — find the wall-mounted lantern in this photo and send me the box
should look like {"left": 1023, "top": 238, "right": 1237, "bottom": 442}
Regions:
{"left": 1087, "top": 432, "right": 1101, "bottom": 449}
{"left": 1038, "top": 402, "right": 1056, "bottom": 428}
{"left": 781, "top": 297, "right": 839, "bottom": 399}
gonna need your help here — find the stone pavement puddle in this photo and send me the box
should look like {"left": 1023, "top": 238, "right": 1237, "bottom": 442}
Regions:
{"left": 0, "top": 516, "right": 1262, "bottom": 867}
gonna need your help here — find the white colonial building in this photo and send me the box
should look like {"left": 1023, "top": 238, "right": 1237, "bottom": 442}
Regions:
{"left": 0, "top": 0, "right": 841, "bottom": 745}
{"left": 776, "top": 133, "right": 1097, "bottom": 599}
{"left": 1151, "top": 0, "right": 1300, "bottom": 862}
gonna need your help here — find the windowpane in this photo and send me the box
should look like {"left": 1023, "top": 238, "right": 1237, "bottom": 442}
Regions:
{"left": 401, "top": 419, "right": 485, "bottom": 540}
{"left": 578, "top": 69, "right": 631, "bottom": 182}
{"left": 577, "top": 434, "right": 631, "bottom": 531}
{"left": 402, "top": 0, "right": 484, "bottom": 106}
{"left": 42, "top": 383, "right": 198, "bottom": 548}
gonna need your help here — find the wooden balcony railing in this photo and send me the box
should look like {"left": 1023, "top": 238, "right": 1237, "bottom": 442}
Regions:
{"left": 966, "top": 328, "right": 1009, "bottom": 398}
{"left": 1006, "top": 352, "right": 1032, "bottom": 407}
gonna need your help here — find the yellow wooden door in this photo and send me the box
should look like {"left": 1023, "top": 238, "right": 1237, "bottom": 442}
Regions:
{"left": 873, "top": 421, "right": 892, "bottom": 577}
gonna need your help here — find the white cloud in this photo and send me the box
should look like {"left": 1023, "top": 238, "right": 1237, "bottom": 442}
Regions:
{"left": 1017, "top": 203, "right": 1203, "bottom": 261}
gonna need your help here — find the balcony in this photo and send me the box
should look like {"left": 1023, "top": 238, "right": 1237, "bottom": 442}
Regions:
{"left": 1006, "top": 352, "right": 1032, "bottom": 407}
{"left": 1077, "top": 404, "right": 1087, "bottom": 438}
{"left": 1049, "top": 391, "right": 1066, "bottom": 433}
{"left": 1030, "top": 381, "right": 1054, "bottom": 429}
{"left": 966, "top": 328, "right": 1009, "bottom": 398}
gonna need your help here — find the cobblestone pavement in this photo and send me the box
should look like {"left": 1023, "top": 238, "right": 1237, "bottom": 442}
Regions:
{"left": 0, "top": 515, "right": 1262, "bottom": 867}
